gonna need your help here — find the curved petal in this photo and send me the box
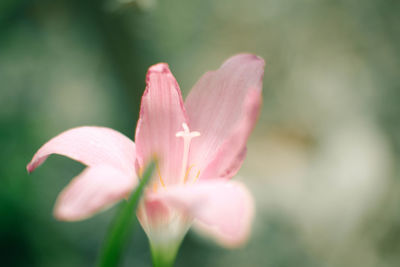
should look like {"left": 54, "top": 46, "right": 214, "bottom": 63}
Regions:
{"left": 185, "top": 54, "right": 265, "bottom": 179}
{"left": 54, "top": 165, "right": 136, "bottom": 221}
{"left": 151, "top": 180, "right": 254, "bottom": 247}
{"left": 135, "top": 63, "right": 187, "bottom": 185}
{"left": 27, "top": 126, "right": 136, "bottom": 175}
{"left": 200, "top": 89, "right": 262, "bottom": 179}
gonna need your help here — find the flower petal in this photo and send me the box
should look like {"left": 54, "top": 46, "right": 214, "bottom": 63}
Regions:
{"left": 135, "top": 63, "right": 187, "bottom": 185}
{"left": 54, "top": 165, "right": 136, "bottom": 221}
{"left": 151, "top": 180, "right": 254, "bottom": 247}
{"left": 27, "top": 126, "right": 136, "bottom": 175}
{"left": 137, "top": 196, "right": 190, "bottom": 247}
{"left": 200, "top": 89, "right": 262, "bottom": 179}
{"left": 185, "top": 54, "right": 265, "bottom": 179}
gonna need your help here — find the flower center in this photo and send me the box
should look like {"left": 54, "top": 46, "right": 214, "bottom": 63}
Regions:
{"left": 176, "top": 123, "right": 200, "bottom": 184}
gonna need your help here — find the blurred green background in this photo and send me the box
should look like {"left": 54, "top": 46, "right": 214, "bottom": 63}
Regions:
{"left": 1, "top": 0, "right": 399, "bottom": 266}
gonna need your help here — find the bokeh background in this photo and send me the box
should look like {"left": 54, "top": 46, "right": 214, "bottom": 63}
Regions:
{"left": 1, "top": 0, "right": 399, "bottom": 266}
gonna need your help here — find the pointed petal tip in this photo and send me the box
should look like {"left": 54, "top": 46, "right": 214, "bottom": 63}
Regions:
{"left": 53, "top": 207, "right": 74, "bottom": 221}
{"left": 143, "top": 63, "right": 174, "bottom": 97}
{"left": 226, "top": 53, "right": 265, "bottom": 67}
{"left": 26, "top": 159, "right": 42, "bottom": 174}
{"left": 26, "top": 163, "right": 33, "bottom": 174}
{"left": 242, "top": 53, "right": 265, "bottom": 61}
{"left": 53, "top": 205, "right": 87, "bottom": 222}
{"left": 53, "top": 198, "right": 76, "bottom": 221}
{"left": 148, "top": 63, "right": 170, "bottom": 74}
{"left": 54, "top": 200, "right": 104, "bottom": 222}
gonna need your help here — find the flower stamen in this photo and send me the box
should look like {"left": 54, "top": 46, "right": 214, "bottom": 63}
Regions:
{"left": 183, "top": 165, "right": 194, "bottom": 183}
{"left": 176, "top": 123, "right": 200, "bottom": 184}
{"left": 156, "top": 162, "right": 166, "bottom": 187}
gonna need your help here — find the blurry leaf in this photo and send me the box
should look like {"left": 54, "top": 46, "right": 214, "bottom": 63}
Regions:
{"left": 0, "top": 0, "right": 27, "bottom": 22}
{"left": 97, "top": 160, "right": 155, "bottom": 267}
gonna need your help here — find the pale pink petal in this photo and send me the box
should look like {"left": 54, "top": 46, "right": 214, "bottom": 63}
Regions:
{"left": 151, "top": 180, "right": 255, "bottom": 247}
{"left": 200, "top": 89, "right": 262, "bottom": 179}
{"left": 27, "top": 126, "right": 136, "bottom": 176}
{"left": 135, "top": 63, "right": 187, "bottom": 185}
{"left": 185, "top": 54, "right": 265, "bottom": 180}
{"left": 54, "top": 165, "right": 136, "bottom": 221}
{"left": 137, "top": 197, "right": 172, "bottom": 232}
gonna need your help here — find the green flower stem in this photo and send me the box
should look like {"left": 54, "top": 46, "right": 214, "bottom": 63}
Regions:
{"left": 150, "top": 240, "right": 182, "bottom": 267}
{"left": 97, "top": 161, "right": 155, "bottom": 267}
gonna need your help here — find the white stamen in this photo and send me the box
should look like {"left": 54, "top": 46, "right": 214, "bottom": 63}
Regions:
{"left": 176, "top": 123, "right": 200, "bottom": 183}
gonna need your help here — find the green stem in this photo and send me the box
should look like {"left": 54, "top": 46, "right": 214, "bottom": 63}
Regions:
{"left": 97, "top": 161, "right": 155, "bottom": 267}
{"left": 150, "top": 240, "right": 182, "bottom": 267}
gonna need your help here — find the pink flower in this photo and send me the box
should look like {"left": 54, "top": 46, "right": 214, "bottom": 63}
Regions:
{"left": 27, "top": 54, "right": 265, "bottom": 251}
